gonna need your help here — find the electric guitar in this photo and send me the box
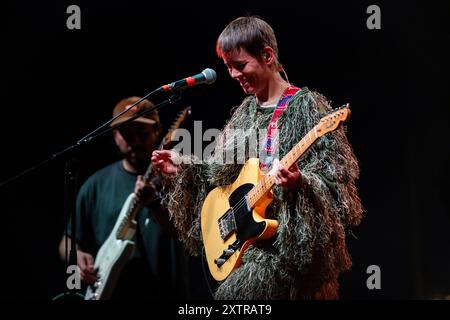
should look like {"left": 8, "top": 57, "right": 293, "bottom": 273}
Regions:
{"left": 200, "top": 105, "right": 351, "bottom": 281}
{"left": 84, "top": 106, "right": 191, "bottom": 300}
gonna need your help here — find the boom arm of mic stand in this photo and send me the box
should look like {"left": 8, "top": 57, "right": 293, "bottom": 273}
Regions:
{"left": 77, "top": 93, "right": 183, "bottom": 144}
{"left": 0, "top": 92, "right": 182, "bottom": 189}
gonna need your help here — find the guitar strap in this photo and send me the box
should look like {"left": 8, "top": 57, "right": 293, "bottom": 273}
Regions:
{"left": 259, "top": 85, "right": 301, "bottom": 172}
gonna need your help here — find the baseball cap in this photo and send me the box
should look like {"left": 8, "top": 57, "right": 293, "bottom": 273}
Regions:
{"left": 110, "top": 96, "right": 159, "bottom": 128}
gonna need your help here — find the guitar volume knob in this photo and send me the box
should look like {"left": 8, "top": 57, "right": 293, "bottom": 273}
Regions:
{"left": 223, "top": 248, "right": 235, "bottom": 256}
{"left": 215, "top": 258, "right": 226, "bottom": 266}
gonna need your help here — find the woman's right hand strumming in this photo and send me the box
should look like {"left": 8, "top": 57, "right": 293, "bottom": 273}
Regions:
{"left": 151, "top": 150, "right": 180, "bottom": 175}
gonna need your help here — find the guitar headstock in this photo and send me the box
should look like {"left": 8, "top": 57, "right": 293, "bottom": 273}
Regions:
{"left": 162, "top": 106, "right": 192, "bottom": 146}
{"left": 315, "top": 104, "right": 351, "bottom": 137}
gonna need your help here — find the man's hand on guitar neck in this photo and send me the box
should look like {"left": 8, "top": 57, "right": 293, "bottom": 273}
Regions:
{"left": 270, "top": 159, "right": 302, "bottom": 190}
{"left": 134, "top": 175, "right": 161, "bottom": 207}
{"left": 135, "top": 173, "right": 179, "bottom": 238}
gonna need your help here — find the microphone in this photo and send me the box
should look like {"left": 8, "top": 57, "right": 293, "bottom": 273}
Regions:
{"left": 159, "top": 68, "right": 217, "bottom": 92}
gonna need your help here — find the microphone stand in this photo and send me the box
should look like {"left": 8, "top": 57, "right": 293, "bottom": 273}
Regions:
{"left": 64, "top": 156, "right": 79, "bottom": 298}
{"left": 0, "top": 90, "right": 183, "bottom": 298}
{"left": 0, "top": 92, "right": 182, "bottom": 188}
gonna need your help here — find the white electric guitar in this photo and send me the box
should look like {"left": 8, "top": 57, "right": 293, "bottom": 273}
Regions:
{"left": 84, "top": 107, "right": 191, "bottom": 300}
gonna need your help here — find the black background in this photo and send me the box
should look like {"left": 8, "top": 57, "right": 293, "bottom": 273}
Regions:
{"left": 1, "top": 0, "right": 449, "bottom": 300}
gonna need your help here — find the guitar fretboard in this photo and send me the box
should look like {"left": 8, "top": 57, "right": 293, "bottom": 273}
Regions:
{"left": 247, "top": 126, "right": 319, "bottom": 208}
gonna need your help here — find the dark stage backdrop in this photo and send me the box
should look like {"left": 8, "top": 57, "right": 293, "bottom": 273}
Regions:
{"left": 1, "top": 0, "right": 449, "bottom": 300}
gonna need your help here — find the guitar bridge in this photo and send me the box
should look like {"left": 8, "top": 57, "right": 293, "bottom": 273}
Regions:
{"left": 218, "top": 208, "right": 237, "bottom": 240}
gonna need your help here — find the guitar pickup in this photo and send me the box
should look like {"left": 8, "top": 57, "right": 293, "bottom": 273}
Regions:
{"left": 218, "top": 209, "right": 237, "bottom": 240}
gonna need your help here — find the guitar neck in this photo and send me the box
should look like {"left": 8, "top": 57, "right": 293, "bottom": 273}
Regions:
{"left": 127, "top": 140, "right": 164, "bottom": 222}
{"left": 247, "top": 126, "right": 319, "bottom": 208}
{"left": 116, "top": 139, "right": 167, "bottom": 239}
{"left": 143, "top": 140, "right": 164, "bottom": 180}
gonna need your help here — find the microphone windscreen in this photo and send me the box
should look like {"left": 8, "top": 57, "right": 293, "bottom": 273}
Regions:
{"left": 202, "top": 68, "right": 217, "bottom": 84}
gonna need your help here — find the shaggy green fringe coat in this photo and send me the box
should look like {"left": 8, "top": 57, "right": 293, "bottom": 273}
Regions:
{"left": 162, "top": 87, "right": 363, "bottom": 299}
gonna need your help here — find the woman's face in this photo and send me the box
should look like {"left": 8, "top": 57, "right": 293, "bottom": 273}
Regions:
{"left": 222, "top": 48, "right": 271, "bottom": 96}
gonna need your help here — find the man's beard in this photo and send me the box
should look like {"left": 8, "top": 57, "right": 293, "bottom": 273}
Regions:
{"left": 126, "top": 150, "right": 150, "bottom": 171}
